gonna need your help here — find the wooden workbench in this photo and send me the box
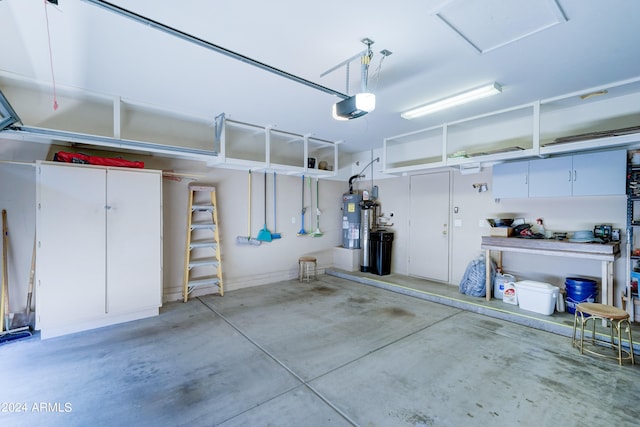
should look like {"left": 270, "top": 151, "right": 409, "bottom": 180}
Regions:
{"left": 481, "top": 236, "right": 620, "bottom": 305}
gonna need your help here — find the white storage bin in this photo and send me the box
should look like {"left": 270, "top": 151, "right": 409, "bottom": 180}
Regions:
{"left": 515, "top": 280, "right": 559, "bottom": 315}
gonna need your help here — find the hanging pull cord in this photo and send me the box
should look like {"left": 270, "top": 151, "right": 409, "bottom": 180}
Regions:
{"left": 360, "top": 44, "right": 373, "bottom": 93}
{"left": 43, "top": 0, "right": 59, "bottom": 110}
{"left": 371, "top": 52, "right": 389, "bottom": 93}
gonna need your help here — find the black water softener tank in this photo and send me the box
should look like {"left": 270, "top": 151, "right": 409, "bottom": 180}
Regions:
{"left": 370, "top": 229, "right": 394, "bottom": 275}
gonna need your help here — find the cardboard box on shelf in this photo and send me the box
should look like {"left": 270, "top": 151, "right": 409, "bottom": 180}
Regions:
{"left": 490, "top": 227, "right": 514, "bottom": 237}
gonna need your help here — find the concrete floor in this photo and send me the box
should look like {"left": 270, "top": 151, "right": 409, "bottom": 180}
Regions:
{"left": 327, "top": 268, "right": 640, "bottom": 351}
{"left": 1, "top": 274, "right": 640, "bottom": 426}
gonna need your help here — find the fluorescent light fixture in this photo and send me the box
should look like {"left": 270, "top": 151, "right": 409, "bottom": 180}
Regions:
{"left": 333, "top": 92, "right": 376, "bottom": 120}
{"left": 401, "top": 83, "right": 502, "bottom": 120}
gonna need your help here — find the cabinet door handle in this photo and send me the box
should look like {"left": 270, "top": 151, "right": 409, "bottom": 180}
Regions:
{"left": 574, "top": 170, "right": 577, "bottom": 182}
{"left": 568, "top": 170, "right": 571, "bottom": 181}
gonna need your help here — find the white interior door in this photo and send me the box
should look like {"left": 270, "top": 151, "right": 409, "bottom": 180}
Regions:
{"left": 106, "top": 168, "right": 162, "bottom": 314}
{"left": 409, "top": 172, "right": 450, "bottom": 282}
{"left": 37, "top": 163, "right": 107, "bottom": 328}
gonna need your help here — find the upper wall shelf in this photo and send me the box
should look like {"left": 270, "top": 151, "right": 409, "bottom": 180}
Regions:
{"left": 445, "top": 103, "right": 538, "bottom": 165}
{"left": 212, "top": 117, "right": 338, "bottom": 177}
{"left": 383, "top": 77, "right": 640, "bottom": 174}
{"left": 0, "top": 75, "right": 340, "bottom": 177}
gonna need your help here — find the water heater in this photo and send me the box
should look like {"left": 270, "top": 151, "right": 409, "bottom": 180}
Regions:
{"left": 342, "top": 192, "right": 362, "bottom": 249}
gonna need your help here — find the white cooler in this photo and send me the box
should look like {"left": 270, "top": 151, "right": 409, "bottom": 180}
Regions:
{"left": 515, "top": 280, "right": 559, "bottom": 315}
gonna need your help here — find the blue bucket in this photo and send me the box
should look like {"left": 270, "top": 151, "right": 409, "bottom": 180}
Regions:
{"left": 565, "top": 277, "right": 598, "bottom": 314}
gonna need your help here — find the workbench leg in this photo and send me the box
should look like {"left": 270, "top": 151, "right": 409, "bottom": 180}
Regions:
{"left": 608, "top": 261, "right": 614, "bottom": 307}
{"left": 601, "top": 261, "right": 608, "bottom": 306}
{"left": 601, "top": 261, "right": 614, "bottom": 327}
{"left": 486, "top": 249, "right": 492, "bottom": 301}
{"left": 601, "top": 261, "right": 614, "bottom": 307}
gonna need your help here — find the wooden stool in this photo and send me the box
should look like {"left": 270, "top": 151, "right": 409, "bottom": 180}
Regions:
{"left": 572, "top": 303, "right": 635, "bottom": 366}
{"left": 298, "top": 256, "right": 317, "bottom": 282}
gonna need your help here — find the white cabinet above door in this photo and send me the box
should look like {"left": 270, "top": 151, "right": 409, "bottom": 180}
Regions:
{"left": 529, "top": 156, "right": 572, "bottom": 197}
{"left": 492, "top": 160, "right": 529, "bottom": 199}
{"left": 492, "top": 149, "right": 626, "bottom": 199}
{"left": 572, "top": 149, "right": 626, "bottom": 196}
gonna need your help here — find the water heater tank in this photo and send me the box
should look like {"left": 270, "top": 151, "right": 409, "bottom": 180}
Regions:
{"left": 342, "top": 192, "right": 362, "bottom": 249}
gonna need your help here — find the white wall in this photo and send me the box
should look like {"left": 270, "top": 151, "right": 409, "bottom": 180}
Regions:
{"left": 484, "top": 191, "right": 626, "bottom": 300}
{"left": 0, "top": 137, "right": 631, "bottom": 314}
{"left": 142, "top": 156, "right": 347, "bottom": 301}
{"left": 0, "top": 138, "right": 348, "bottom": 312}
{"left": 371, "top": 164, "right": 627, "bottom": 307}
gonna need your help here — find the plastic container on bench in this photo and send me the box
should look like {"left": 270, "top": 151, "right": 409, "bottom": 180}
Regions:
{"left": 516, "top": 280, "right": 559, "bottom": 315}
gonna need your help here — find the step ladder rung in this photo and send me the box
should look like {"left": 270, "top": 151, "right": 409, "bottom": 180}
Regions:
{"left": 191, "top": 221, "right": 216, "bottom": 230}
{"left": 189, "top": 184, "right": 217, "bottom": 192}
{"left": 184, "top": 184, "right": 223, "bottom": 302}
{"left": 190, "top": 239, "right": 217, "bottom": 249}
{"left": 192, "top": 204, "right": 214, "bottom": 212}
{"left": 188, "top": 258, "right": 219, "bottom": 269}
{"left": 187, "top": 277, "right": 221, "bottom": 293}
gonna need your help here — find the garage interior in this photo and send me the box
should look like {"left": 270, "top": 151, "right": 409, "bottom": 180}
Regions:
{"left": 2, "top": 1, "right": 640, "bottom": 426}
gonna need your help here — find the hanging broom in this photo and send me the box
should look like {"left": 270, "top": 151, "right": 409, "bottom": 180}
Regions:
{"left": 311, "top": 177, "right": 323, "bottom": 237}
{"left": 236, "top": 170, "right": 261, "bottom": 246}
{"left": 256, "top": 171, "right": 272, "bottom": 242}
{"left": 271, "top": 171, "right": 281, "bottom": 239}
{"left": 297, "top": 174, "right": 308, "bottom": 236}
{"left": 0, "top": 210, "right": 31, "bottom": 342}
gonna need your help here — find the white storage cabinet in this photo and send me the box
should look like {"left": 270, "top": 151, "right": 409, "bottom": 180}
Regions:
{"left": 493, "top": 149, "right": 626, "bottom": 199}
{"left": 36, "top": 161, "right": 163, "bottom": 339}
{"left": 528, "top": 156, "right": 573, "bottom": 197}
{"left": 492, "top": 160, "right": 529, "bottom": 199}
{"left": 529, "top": 150, "right": 626, "bottom": 197}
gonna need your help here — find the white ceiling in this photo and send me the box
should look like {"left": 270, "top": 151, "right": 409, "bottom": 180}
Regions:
{"left": 1, "top": 0, "right": 640, "bottom": 153}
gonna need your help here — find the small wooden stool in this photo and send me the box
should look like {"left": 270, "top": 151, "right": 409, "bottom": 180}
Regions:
{"left": 572, "top": 303, "right": 635, "bottom": 366}
{"left": 298, "top": 256, "right": 317, "bottom": 282}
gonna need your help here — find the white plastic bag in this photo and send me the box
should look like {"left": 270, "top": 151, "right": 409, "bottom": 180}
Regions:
{"left": 459, "top": 253, "right": 496, "bottom": 297}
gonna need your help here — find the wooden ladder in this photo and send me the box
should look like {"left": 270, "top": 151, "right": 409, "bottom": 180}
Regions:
{"left": 183, "top": 183, "right": 223, "bottom": 302}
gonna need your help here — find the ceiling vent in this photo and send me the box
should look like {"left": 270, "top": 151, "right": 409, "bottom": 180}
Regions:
{"left": 434, "top": 0, "right": 568, "bottom": 54}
